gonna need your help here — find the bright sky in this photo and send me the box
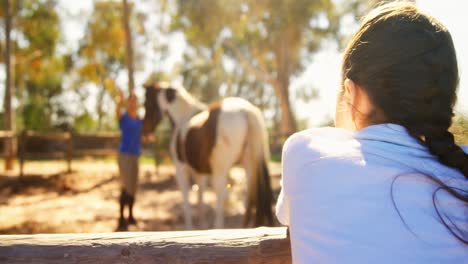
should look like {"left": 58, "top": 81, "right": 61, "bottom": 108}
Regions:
{"left": 4, "top": 0, "right": 468, "bottom": 127}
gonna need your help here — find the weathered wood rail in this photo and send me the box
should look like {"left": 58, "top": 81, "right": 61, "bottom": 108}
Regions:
{"left": 0, "top": 129, "right": 290, "bottom": 177}
{"left": 14, "top": 131, "right": 155, "bottom": 176}
{"left": 18, "top": 131, "right": 73, "bottom": 176}
{"left": 0, "top": 227, "right": 291, "bottom": 264}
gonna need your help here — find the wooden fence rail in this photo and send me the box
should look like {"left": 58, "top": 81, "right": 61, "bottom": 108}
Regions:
{"left": 0, "top": 227, "right": 291, "bottom": 264}
{"left": 0, "top": 129, "right": 291, "bottom": 176}
{"left": 18, "top": 131, "right": 73, "bottom": 176}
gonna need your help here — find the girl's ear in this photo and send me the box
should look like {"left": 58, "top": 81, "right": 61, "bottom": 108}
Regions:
{"left": 343, "top": 78, "right": 357, "bottom": 105}
{"left": 344, "top": 78, "right": 375, "bottom": 116}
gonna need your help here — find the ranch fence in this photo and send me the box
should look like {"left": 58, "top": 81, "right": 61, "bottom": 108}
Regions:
{"left": 0, "top": 227, "right": 292, "bottom": 264}
{"left": 0, "top": 129, "right": 289, "bottom": 176}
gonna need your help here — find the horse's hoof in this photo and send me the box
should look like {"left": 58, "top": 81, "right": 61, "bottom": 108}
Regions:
{"left": 128, "top": 217, "right": 137, "bottom": 226}
{"left": 116, "top": 219, "right": 128, "bottom": 232}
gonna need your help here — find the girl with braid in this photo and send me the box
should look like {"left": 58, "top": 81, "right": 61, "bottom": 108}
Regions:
{"left": 276, "top": 2, "right": 467, "bottom": 263}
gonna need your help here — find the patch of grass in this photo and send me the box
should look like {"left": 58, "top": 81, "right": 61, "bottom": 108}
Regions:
{"left": 270, "top": 152, "right": 282, "bottom": 162}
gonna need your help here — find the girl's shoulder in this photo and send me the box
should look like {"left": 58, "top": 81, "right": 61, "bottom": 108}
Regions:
{"left": 284, "top": 127, "right": 356, "bottom": 157}
{"left": 286, "top": 126, "right": 352, "bottom": 142}
{"left": 282, "top": 127, "right": 360, "bottom": 172}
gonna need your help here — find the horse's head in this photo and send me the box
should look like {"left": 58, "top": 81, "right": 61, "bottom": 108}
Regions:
{"left": 142, "top": 82, "right": 177, "bottom": 135}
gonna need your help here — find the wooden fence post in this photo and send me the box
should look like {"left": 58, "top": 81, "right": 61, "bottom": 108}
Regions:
{"left": 154, "top": 130, "right": 160, "bottom": 177}
{"left": 66, "top": 132, "right": 73, "bottom": 173}
{"left": 18, "top": 130, "right": 26, "bottom": 178}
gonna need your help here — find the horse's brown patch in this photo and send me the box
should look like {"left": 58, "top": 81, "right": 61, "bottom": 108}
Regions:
{"left": 143, "top": 83, "right": 178, "bottom": 133}
{"left": 179, "top": 101, "right": 222, "bottom": 174}
{"left": 142, "top": 84, "right": 163, "bottom": 133}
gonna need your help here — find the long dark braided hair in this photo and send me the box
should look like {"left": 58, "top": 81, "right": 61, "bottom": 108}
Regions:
{"left": 342, "top": 2, "right": 468, "bottom": 243}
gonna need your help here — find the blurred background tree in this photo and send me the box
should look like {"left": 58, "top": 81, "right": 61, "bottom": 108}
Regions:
{"left": 171, "top": 0, "right": 377, "bottom": 135}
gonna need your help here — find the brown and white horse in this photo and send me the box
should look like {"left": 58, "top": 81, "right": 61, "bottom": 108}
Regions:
{"left": 142, "top": 82, "right": 273, "bottom": 229}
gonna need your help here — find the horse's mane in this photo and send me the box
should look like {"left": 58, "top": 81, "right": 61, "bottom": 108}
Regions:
{"left": 175, "top": 85, "right": 207, "bottom": 111}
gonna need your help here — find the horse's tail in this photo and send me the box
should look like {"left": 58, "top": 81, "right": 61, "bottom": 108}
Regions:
{"left": 242, "top": 105, "right": 274, "bottom": 227}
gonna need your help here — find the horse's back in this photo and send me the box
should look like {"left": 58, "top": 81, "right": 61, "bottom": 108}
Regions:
{"left": 217, "top": 97, "right": 257, "bottom": 112}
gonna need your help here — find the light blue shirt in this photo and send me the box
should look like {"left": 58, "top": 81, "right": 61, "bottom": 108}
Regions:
{"left": 277, "top": 124, "right": 467, "bottom": 264}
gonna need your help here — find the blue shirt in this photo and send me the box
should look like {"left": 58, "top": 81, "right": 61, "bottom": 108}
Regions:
{"left": 119, "top": 112, "right": 142, "bottom": 156}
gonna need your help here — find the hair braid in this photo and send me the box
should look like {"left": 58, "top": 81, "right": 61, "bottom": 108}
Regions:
{"left": 425, "top": 130, "right": 468, "bottom": 177}
{"left": 342, "top": 2, "right": 468, "bottom": 244}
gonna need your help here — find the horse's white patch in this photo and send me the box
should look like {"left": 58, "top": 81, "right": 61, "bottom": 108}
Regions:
{"left": 188, "top": 111, "right": 209, "bottom": 128}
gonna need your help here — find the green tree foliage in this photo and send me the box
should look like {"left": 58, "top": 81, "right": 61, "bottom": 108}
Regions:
{"left": 451, "top": 115, "right": 468, "bottom": 144}
{"left": 179, "top": 48, "right": 227, "bottom": 102}
{"left": 75, "top": 1, "right": 127, "bottom": 131}
{"left": 177, "top": 45, "right": 275, "bottom": 112}
{"left": 22, "top": 57, "right": 66, "bottom": 130}
{"left": 19, "top": 1, "right": 60, "bottom": 57}
{"left": 75, "top": 0, "right": 144, "bottom": 131}
{"left": 73, "top": 111, "right": 99, "bottom": 133}
{"left": 1, "top": 0, "right": 67, "bottom": 131}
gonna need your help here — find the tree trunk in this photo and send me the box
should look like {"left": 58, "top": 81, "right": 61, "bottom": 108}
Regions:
{"left": 275, "top": 32, "right": 297, "bottom": 137}
{"left": 123, "top": 0, "right": 135, "bottom": 94}
{"left": 3, "top": 0, "right": 16, "bottom": 171}
{"left": 278, "top": 84, "right": 296, "bottom": 137}
{"left": 97, "top": 87, "right": 106, "bottom": 131}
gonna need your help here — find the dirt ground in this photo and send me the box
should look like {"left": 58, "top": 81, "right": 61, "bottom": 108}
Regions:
{"left": 0, "top": 160, "right": 282, "bottom": 234}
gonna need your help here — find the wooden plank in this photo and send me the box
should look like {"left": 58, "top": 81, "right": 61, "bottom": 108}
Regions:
{"left": 0, "top": 130, "right": 15, "bottom": 138}
{"left": 21, "top": 152, "right": 68, "bottom": 159}
{"left": 0, "top": 227, "right": 291, "bottom": 264}
{"left": 25, "top": 131, "right": 71, "bottom": 140}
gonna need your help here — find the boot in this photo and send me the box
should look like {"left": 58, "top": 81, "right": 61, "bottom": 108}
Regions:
{"left": 128, "top": 195, "right": 137, "bottom": 225}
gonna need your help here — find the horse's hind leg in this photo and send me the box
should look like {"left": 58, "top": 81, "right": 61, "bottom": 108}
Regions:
{"left": 174, "top": 162, "right": 193, "bottom": 230}
{"left": 212, "top": 170, "right": 229, "bottom": 229}
{"left": 241, "top": 152, "right": 253, "bottom": 225}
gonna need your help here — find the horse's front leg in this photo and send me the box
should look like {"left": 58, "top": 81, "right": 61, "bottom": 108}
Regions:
{"left": 174, "top": 162, "right": 193, "bottom": 230}
{"left": 170, "top": 130, "right": 193, "bottom": 230}
{"left": 196, "top": 175, "right": 208, "bottom": 229}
